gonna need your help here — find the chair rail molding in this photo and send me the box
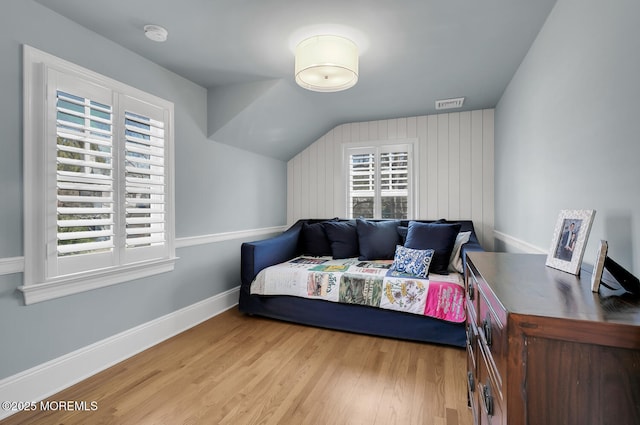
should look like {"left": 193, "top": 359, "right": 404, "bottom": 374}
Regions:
{"left": 0, "top": 225, "right": 287, "bottom": 277}
{"left": 493, "top": 229, "right": 546, "bottom": 254}
{"left": 0, "top": 257, "right": 25, "bottom": 276}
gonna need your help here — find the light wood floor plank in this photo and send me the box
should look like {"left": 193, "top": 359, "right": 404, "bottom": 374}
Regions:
{"left": 0, "top": 308, "right": 472, "bottom": 425}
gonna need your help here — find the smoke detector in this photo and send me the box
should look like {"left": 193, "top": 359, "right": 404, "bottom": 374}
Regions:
{"left": 435, "top": 97, "right": 465, "bottom": 110}
{"left": 144, "top": 25, "right": 168, "bottom": 42}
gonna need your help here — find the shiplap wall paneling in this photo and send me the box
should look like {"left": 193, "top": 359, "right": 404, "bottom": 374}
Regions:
{"left": 326, "top": 130, "right": 337, "bottom": 218}
{"left": 471, "top": 110, "right": 485, "bottom": 246}
{"left": 448, "top": 113, "right": 461, "bottom": 220}
{"left": 425, "top": 115, "right": 438, "bottom": 219}
{"left": 315, "top": 135, "right": 326, "bottom": 218}
{"left": 417, "top": 116, "right": 428, "bottom": 219}
{"left": 482, "top": 109, "right": 495, "bottom": 251}
{"left": 287, "top": 160, "right": 294, "bottom": 221}
{"left": 437, "top": 113, "right": 451, "bottom": 219}
{"left": 330, "top": 125, "right": 350, "bottom": 217}
{"left": 459, "top": 112, "right": 473, "bottom": 221}
{"left": 287, "top": 109, "right": 495, "bottom": 249}
{"left": 308, "top": 142, "right": 318, "bottom": 217}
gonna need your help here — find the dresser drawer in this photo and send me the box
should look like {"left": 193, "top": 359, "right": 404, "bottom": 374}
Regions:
{"left": 477, "top": 282, "right": 507, "bottom": 393}
{"left": 478, "top": 345, "right": 504, "bottom": 425}
{"left": 466, "top": 320, "right": 478, "bottom": 370}
{"left": 466, "top": 323, "right": 480, "bottom": 424}
{"left": 465, "top": 262, "right": 480, "bottom": 321}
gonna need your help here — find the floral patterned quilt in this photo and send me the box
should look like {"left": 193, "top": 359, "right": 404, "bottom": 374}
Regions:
{"left": 250, "top": 256, "right": 466, "bottom": 323}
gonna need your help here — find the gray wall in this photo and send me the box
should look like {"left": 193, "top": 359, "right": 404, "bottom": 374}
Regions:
{"left": 495, "top": 0, "right": 640, "bottom": 273}
{"left": 0, "top": 0, "right": 286, "bottom": 379}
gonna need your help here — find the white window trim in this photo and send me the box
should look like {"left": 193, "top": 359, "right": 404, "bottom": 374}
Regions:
{"left": 343, "top": 139, "right": 419, "bottom": 219}
{"left": 21, "top": 45, "right": 176, "bottom": 305}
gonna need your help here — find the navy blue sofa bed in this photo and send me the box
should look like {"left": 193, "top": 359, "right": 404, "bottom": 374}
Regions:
{"left": 239, "top": 219, "right": 483, "bottom": 347}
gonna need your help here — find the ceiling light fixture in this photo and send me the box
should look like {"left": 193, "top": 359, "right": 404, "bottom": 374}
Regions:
{"left": 294, "top": 35, "right": 359, "bottom": 92}
{"left": 144, "top": 24, "right": 168, "bottom": 42}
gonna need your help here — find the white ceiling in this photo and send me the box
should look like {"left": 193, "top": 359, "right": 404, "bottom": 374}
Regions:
{"left": 36, "top": 0, "right": 557, "bottom": 160}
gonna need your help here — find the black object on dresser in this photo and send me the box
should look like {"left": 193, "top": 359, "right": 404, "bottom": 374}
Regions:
{"left": 465, "top": 252, "right": 640, "bottom": 425}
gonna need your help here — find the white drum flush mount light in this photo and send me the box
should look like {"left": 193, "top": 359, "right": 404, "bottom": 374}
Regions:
{"left": 295, "top": 35, "right": 359, "bottom": 92}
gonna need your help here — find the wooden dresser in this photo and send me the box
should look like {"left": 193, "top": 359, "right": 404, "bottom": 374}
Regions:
{"left": 464, "top": 252, "right": 640, "bottom": 425}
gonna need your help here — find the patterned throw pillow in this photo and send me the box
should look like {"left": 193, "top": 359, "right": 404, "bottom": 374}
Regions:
{"left": 389, "top": 245, "right": 434, "bottom": 278}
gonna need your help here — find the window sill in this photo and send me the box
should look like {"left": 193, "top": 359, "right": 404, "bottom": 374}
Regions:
{"left": 18, "top": 257, "right": 178, "bottom": 305}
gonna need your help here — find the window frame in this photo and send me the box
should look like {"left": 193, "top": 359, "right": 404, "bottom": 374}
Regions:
{"left": 344, "top": 139, "right": 418, "bottom": 220}
{"left": 21, "top": 45, "right": 176, "bottom": 304}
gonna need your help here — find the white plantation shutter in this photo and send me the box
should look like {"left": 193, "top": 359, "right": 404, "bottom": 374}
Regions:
{"left": 350, "top": 152, "right": 375, "bottom": 192}
{"left": 124, "top": 111, "right": 165, "bottom": 248}
{"left": 379, "top": 149, "right": 409, "bottom": 218}
{"left": 346, "top": 144, "right": 412, "bottom": 219}
{"left": 120, "top": 96, "right": 171, "bottom": 264}
{"left": 56, "top": 90, "right": 115, "bottom": 257}
{"left": 348, "top": 149, "right": 375, "bottom": 218}
{"left": 22, "top": 46, "right": 175, "bottom": 303}
{"left": 380, "top": 151, "right": 408, "bottom": 194}
{"left": 49, "top": 71, "right": 118, "bottom": 277}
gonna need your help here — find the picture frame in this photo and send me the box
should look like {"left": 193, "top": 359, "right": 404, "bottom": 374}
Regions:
{"left": 545, "top": 209, "right": 595, "bottom": 275}
{"left": 590, "top": 240, "right": 608, "bottom": 293}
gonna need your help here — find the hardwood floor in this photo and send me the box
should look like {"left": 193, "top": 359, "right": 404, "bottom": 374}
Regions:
{"left": 1, "top": 308, "right": 472, "bottom": 425}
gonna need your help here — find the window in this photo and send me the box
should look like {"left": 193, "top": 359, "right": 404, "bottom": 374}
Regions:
{"left": 22, "top": 46, "right": 175, "bottom": 304}
{"left": 346, "top": 142, "right": 414, "bottom": 219}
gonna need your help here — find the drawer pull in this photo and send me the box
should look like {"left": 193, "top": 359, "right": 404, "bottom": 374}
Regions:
{"left": 482, "top": 316, "right": 492, "bottom": 347}
{"left": 467, "top": 371, "right": 475, "bottom": 392}
{"left": 481, "top": 382, "right": 494, "bottom": 416}
{"left": 466, "top": 325, "right": 474, "bottom": 347}
{"left": 467, "top": 283, "right": 475, "bottom": 301}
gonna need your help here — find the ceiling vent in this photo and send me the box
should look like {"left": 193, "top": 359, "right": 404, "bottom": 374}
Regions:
{"left": 435, "top": 97, "right": 465, "bottom": 110}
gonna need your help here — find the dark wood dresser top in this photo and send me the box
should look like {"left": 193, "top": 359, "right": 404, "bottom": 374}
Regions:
{"left": 465, "top": 252, "right": 640, "bottom": 425}
{"left": 466, "top": 252, "right": 640, "bottom": 326}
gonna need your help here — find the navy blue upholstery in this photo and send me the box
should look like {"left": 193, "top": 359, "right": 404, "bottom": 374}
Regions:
{"left": 239, "top": 218, "right": 483, "bottom": 347}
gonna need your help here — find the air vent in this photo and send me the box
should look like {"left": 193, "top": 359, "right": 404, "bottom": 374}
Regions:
{"left": 435, "top": 97, "right": 465, "bottom": 110}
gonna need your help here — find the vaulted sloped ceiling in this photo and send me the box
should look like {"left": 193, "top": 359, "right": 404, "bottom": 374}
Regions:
{"left": 36, "top": 0, "right": 557, "bottom": 161}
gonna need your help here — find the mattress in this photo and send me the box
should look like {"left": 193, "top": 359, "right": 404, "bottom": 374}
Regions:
{"left": 250, "top": 256, "right": 466, "bottom": 323}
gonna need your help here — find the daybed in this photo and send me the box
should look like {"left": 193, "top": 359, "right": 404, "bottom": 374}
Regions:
{"left": 239, "top": 218, "right": 483, "bottom": 347}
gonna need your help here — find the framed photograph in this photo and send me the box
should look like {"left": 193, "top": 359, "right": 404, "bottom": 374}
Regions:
{"left": 590, "top": 240, "right": 608, "bottom": 292}
{"left": 545, "top": 209, "right": 595, "bottom": 275}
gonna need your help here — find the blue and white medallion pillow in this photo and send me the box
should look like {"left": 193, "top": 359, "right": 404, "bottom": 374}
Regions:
{"left": 389, "top": 245, "right": 435, "bottom": 278}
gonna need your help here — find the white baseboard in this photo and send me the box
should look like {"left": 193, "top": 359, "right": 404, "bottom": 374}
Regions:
{"left": 493, "top": 230, "right": 547, "bottom": 254}
{"left": 0, "top": 286, "right": 240, "bottom": 420}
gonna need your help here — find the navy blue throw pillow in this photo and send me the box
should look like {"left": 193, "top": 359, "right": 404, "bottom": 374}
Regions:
{"left": 398, "top": 219, "right": 445, "bottom": 244}
{"left": 300, "top": 222, "right": 333, "bottom": 256}
{"left": 404, "top": 221, "right": 461, "bottom": 275}
{"left": 322, "top": 220, "right": 359, "bottom": 259}
{"left": 397, "top": 226, "right": 408, "bottom": 244}
{"left": 356, "top": 219, "right": 400, "bottom": 260}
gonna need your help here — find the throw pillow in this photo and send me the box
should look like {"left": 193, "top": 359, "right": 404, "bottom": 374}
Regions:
{"left": 300, "top": 221, "right": 333, "bottom": 256}
{"left": 404, "top": 221, "right": 461, "bottom": 274}
{"left": 356, "top": 219, "right": 400, "bottom": 260}
{"left": 448, "top": 231, "right": 471, "bottom": 273}
{"left": 323, "top": 220, "right": 359, "bottom": 259}
{"left": 397, "top": 226, "right": 408, "bottom": 244}
{"left": 389, "top": 245, "right": 434, "bottom": 278}
{"left": 398, "top": 219, "right": 445, "bottom": 244}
